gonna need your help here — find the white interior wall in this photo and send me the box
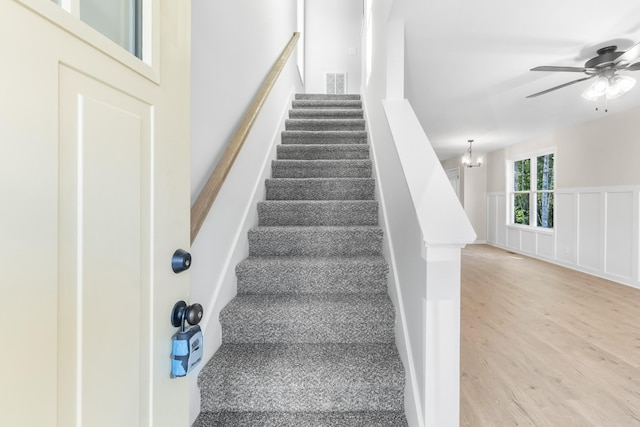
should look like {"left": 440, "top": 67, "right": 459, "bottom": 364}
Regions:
{"left": 463, "top": 165, "right": 487, "bottom": 243}
{"left": 441, "top": 157, "right": 487, "bottom": 243}
{"left": 305, "top": 0, "right": 362, "bottom": 94}
{"left": 189, "top": 1, "right": 302, "bottom": 423}
{"left": 486, "top": 106, "right": 640, "bottom": 289}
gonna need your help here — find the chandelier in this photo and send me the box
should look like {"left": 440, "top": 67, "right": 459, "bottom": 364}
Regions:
{"left": 461, "top": 139, "right": 482, "bottom": 168}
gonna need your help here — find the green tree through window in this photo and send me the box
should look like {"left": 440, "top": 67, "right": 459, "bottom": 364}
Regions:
{"left": 536, "top": 154, "right": 554, "bottom": 228}
{"left": 511, "top": 153, "right": 554, "bottom": 229}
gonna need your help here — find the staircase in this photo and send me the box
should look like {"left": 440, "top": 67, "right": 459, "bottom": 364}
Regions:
{"left": 194, "top": 94, "right": 408, "bottom": 427}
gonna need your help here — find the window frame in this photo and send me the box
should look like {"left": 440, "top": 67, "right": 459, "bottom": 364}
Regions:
{"left": 507, "top": 149, "right": 556, "bottom": 231}
{"left": 21, "top": 0, "right": 159, "bottom": 83}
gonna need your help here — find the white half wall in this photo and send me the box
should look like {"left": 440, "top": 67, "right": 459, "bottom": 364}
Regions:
{"left": 361, "top": 1, "right": 424, "bottom": 426}
{"left": 305, "top": 0, "right": 362, "bottom": 93}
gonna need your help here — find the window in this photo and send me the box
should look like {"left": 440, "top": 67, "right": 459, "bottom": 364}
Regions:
{"left": 80, "top": 0, "right": 142, "bottom": 58}
{"left": 511, "top": 153, "right": 554, "bottom": 228}
{"left": 364, "top": 0, "right": 373, "bottom": 85}
{"left": 53, "top": 0, "right": 143, "bottom": 59}
{"left": 297, "top": 0, "right": 305, "bottom": 83}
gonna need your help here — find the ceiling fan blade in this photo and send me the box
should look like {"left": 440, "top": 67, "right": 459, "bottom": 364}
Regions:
{"left": 530, "top": 66, "right": 587, "bottom": 72}
{"left": 526, "top": 75, "right": 595, "bottom": 98}
{"left": 616, "top": 41, "right": 640, "bottom": 65}
{"left": 626, "top": 62, "right": 640, "bottom": 71}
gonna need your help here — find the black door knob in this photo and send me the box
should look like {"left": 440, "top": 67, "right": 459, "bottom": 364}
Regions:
{"left": 171, "top": 301, "right": 204, "bottom": 329}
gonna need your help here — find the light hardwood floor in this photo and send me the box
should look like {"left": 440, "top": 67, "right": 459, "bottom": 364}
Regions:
{"left": 460, "top": 244, "right": 640, "bottom": 427}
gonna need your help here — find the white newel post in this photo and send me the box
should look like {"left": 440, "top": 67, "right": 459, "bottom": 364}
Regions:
{"left": 423, "top": 244, "right": 463, "bottom": 427}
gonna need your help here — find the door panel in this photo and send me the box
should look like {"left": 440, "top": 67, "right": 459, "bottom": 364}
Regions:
{"left": 0, "top": 1, "right": 190, "bottom": 426}
{"left": 58, "top": 65, "right": 152, "bottom": 426}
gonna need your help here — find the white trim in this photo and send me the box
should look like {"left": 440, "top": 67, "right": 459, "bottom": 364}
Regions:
{"left": 363, "top": 99, "right": 424, "bottom": 427}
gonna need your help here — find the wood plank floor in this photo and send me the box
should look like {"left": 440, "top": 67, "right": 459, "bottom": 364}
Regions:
{"left": 460, "top": 244, "right": 640, "bottom": 427}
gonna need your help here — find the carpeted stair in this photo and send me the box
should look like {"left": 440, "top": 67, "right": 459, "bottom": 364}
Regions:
{"left": 195, "top": 94, "right": 407, "bottom": 426}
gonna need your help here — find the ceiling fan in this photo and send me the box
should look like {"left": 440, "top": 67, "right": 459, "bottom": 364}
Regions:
{"left": 527, "top": 42, "right": 640, "bottom": 100}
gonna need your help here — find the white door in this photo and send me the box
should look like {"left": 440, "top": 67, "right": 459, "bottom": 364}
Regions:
{"left": 0, "top": 1, "right": 191, "bottom": 426}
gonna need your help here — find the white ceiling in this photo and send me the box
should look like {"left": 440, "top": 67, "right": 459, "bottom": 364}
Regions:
{"left": 389, "top": 0, "right": 640, "bottom": 160}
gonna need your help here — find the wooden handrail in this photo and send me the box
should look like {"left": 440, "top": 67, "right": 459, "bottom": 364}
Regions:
{"left": 190, "top": 32, "right": 300, "bottom": 243}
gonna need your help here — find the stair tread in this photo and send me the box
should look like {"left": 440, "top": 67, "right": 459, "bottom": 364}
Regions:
{"left": 266, "top": 178, "right": 375, "bottom": 201}
{"left": 277, "top": 144, "right": 370, "bottom": 160}
{"left": 274, "top": 158, "right": 371, "bottom": 163}
{"left": 250, "top": 225, "right": 383, "bottom": 232}
{"left": 272, "top": 159, "right": 372, "bottom": 178}
{"left": 259, "top": 199, "right": 377, "bottom": 205}
{"left": 238, "top": 254, "right": 387, "bottom": 266}
{"left": 282, "top": 130, "right": 367, "bottom": 145}
{"left": 258, "top": 200, "right": 378, "bottom": 226}
{"left": 283, "top": 130, "right": 367, "bottom": 136}
{"left": 292, "top": 100, "right": 363, "bottom": 109}
{"left": 194, "top": 411, "right": 408, "bottom": 427}
{"left": 289, "top": 108, "right": 364, "bottom": 119}
{"left": 221, "top": 294, "right": 394, "bottom": 324}
{"left": 198, "top": 343, "right": 405, "bottom": 412}
{"left": 236, "top": 255, "right": 388, "bottom": 295}
{"left": 295, "top": 93, "right": 361, "bottom": 100}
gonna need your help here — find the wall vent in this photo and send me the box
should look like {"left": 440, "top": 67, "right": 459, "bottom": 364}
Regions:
{"left": 325, "top": 72, "right": 347, "bottom": 94}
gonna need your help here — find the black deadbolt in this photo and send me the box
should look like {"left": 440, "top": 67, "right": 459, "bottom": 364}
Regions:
{"left": 172, "top": 249, "right": 192, "bottom": 273}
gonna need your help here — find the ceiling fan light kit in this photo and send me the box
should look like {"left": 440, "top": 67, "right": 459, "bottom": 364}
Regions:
{"left": 581, "top": 74, "right": 636, "bottom": 101}
{"left": 527, "top": 43, "right": 640, "bottom": 108}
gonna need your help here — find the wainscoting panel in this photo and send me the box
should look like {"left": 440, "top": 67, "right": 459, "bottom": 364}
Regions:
{"left": 605, "top": 191, "right": 634, "bottom": 280}
{"left": 537, "top": 232, "right": 555, "bottom": 259}
{"left": 496, "top": 194, "right": 507, "bottom": 246}
{"left": 555, "top": 192, "right": 577, "bottom": 264}
{"left": 521, "top": 230, "right": 536, "bottom": 255}
{"left": 487, "top": 187, "right": 640, "bottom": 290}
{"left": 578, "top": 192, "right": 602, "bottom": 271}
{"left": 487, "top": 195, "right": 497, "bottom": 244}
{"left": 507, "top": 227, "right": 521, "bottom": 250}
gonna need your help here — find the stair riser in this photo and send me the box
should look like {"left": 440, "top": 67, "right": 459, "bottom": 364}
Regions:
{"left": 194, "top": 411, "right": 409, "bottom": 427}
{"left": 292, "top": 100, "right": 362, "bottom": 109}
{"left": 258, "top": 201, "right": 378, "bottom": 226}
{"left": 272, "top": 162, "right": 372, "bottom": 178}
{"left": 248, "top": 228, "right": 383, "bottom": 256}
{"left": 289, "top": 109, "right": 364, "bottom": 120}
{"left": 222, "top": 323, "right": 395, "bottom": 344}
{"left": 203, "top": 387, "right": 404, "bottom": 413}
{"left": 266, "top": 179, "right": 375, "bottom": 201}
{"left": 236, "top": 259, "right": 388, "bottom": 294}
{"left": 277, "top": 145, "right": 370, "bottom": 160}
{"left": 282, "top": 131, "right": 367, "bottom": 145}
{"left": 295, "top": 94, "right": 361, "bottom": 101}
{"left": 285, "top": 119, "right": 366, "bottom": 131}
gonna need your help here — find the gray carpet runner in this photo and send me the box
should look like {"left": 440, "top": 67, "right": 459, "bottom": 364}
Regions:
{"left": 195, "top": 94, "right": 408, "bottom": 427}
